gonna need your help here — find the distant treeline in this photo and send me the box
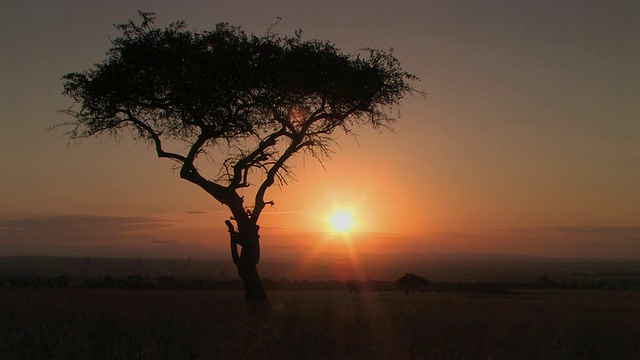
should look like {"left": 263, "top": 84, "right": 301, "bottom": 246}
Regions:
{"left": 4, "top": 256, "right": 640, "bottom": 283}
{"left": 1, "top": 274, "right": 638, "bottom": 292}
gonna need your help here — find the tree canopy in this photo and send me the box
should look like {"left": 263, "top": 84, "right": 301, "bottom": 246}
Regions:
{"left": 61, "top": 12, "right": 418, "bottom": 225}
{"left": 396, "top": 273, "right": 429, "bottom": 295}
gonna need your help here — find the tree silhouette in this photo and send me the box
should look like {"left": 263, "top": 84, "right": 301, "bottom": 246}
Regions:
{"left": 60, "top": 12, "right": 418, "bottom": 316}
{"left": 396, "top": 273, "right": 429, "bottom": 295}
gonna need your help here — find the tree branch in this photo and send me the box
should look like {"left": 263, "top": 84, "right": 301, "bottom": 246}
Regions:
{"left": 252, "top": 135, "right": 302, "bottom": 220}
{"left": 118, "top": 109, "right": 232, "bottom": 205}
{"left": 118, "top": 109, "right": 187, "bottom": 163}
{"left": 229, "top": 126, "right": 289, "bottom": 189}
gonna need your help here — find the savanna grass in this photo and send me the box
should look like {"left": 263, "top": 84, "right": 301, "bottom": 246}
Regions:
{"left": 1, "top": 289, "right": 639, "bottom": 359}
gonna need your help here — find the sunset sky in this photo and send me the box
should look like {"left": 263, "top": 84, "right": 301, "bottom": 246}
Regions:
{"left": 1, "top": 0, "right": 639, "bottom": 262}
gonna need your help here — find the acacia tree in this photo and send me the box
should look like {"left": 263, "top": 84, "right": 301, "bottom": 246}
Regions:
{"left": 396, "top": 273, "right": 429, "bottom": 295}
{"left": 61, "top": 12, "right": 417, "bottom": 316}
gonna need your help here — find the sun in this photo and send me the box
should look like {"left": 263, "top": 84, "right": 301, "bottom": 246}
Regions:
{"left": 328, "top": 209, "right": 356, "bottom": 234}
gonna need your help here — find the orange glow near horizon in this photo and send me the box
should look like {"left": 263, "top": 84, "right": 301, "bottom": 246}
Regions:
{"left": 292, "top": 219, "right": 369, "bottom": 280}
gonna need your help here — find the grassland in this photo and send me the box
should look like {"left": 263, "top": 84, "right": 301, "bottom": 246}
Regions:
{"left": 2, "top": 289, "right": 639, "bottom": 359}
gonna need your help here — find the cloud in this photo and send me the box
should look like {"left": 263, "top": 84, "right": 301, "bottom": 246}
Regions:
{"left": 489, "top": 225, "right": 640, "bottom": 258}
{"left": 152, "top": 238, "right": 180, "bottom": 245}
{"left": 0, "top": 214, "right": 170, "bottom": 232}
{"left": 548, "top": 226, "right": 640, "bottom": 236}
{"left": 261, "top": 211, "right": 298, "bottom": 215}
{"left": 186, "top": 211, "right": 208, "bottom": 215}
{"left": 0, "top": 214, "right": 222, "bottom": 258}
{"left": 502, "top": 226, "right": 640, "bottom": 236}
{"left": 0, "top": 214, "right": 173, "bottom": 248}
{"left": 425, "top": 231, "right": 473, "bottom": 238}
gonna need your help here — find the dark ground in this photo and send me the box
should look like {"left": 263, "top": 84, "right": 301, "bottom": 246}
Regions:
{"left": 2, "top": 289, "right": 639, "bottom": 359}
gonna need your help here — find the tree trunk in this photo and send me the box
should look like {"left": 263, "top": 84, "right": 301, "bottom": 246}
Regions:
{"left": 225, "top": 220, "right": 272, "bottom": 318}
{"left": 237, "top": 255, "right": 271, "bottom": 318}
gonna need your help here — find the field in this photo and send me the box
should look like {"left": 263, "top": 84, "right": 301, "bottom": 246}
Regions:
{"left": 2, "top": 289, "right": 639, "bottom": 359}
